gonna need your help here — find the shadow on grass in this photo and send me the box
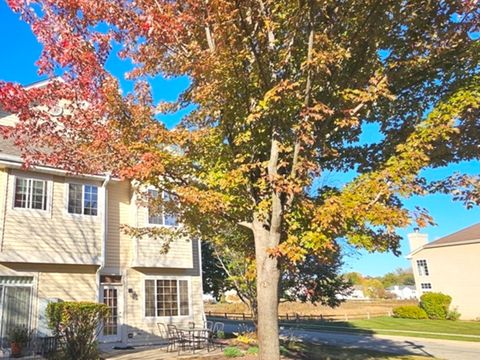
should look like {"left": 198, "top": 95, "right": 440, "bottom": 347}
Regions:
{"left": 210, "top": 318, "right": 436, "bottom": 359}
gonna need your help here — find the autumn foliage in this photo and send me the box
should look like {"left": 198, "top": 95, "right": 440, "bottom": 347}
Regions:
{"left": 1, "top": 1, "right": 479, "bottom": 359}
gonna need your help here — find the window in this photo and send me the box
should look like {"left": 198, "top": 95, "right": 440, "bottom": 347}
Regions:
{"left": 421, "top": 283, "right": 432, "bottom": 290}
{"left": 144, "top": 279, "right": 189, "bottom": 317}
{"left": 417, "top": 259, "right": 429, "bottom": 276}
{"left": 68, "top": 184, "right": 98, "bottom": 216}
{"left": 14, "top": 177, "right": 48, "bottom": 210}
{"left": 147, "top": 190, "right": 178, "bottom": 226}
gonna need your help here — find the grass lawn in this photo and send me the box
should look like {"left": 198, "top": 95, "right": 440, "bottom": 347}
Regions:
{"left": 281, "top": 316, "right": 480, "bottom": 342}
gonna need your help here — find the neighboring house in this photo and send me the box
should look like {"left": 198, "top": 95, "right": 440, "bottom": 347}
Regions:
{"left": 386, "top": 285, "right": 417, "bottom": 300}
{"left": 407, "top": 224, "right": 480, "bottom": 320}
{"left": 336, "top": 285, "right": 368, "bottom": 300}
{"left": 0, "top": 97, "right": 204, "bottom": 345}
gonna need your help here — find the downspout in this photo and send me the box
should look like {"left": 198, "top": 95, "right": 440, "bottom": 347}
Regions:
{"left": 198, "top": 239, "right": 207, "bottom": 322}
{"left": 96, "top": 173, "right": 111, "bottom": 303}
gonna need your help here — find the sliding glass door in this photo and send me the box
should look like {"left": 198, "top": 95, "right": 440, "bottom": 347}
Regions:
{"left": 0, "top": 277, "right": 33, "bottom": 344}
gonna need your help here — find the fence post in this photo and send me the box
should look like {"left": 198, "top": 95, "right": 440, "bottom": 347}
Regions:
{"left": 344, "top": 313, "right": 348, "bottom": 321}
{"left": 225, "top": 312, "right": 228, "bottom": 319}
{"left": 286, "top": 313, "right": 289, "bottom": 321}
{"left": 242, "top": 313, "right": 245, "bottom": 321}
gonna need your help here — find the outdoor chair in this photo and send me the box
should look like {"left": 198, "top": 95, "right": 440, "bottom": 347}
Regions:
{"left": 204, "top": 320, "right": 214, "bottom": 331}
{"left": 166, "top": 324, "right": 181, "bottom": 352}
{"left": 211, "top": 322, "right": 225, "bottom": 350}
{"left": 156, "top": 323, "right": 170, "bottom": 349}
{"left": 188, "top": 321, "right": 196, "bottom": 329}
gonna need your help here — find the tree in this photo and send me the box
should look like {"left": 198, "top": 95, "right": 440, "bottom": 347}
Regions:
{"left": 1, "top": 1, "right": 479, "bottom": 359}
{"left": 203, "top": 234, "right": 351, "bottom": 320}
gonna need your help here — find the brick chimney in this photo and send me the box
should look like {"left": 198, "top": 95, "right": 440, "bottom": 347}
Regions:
{"left": 407, "top": 227, "right": 428, "bottom": 252}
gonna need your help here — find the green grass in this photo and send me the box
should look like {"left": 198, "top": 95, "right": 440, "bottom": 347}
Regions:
{"left": 281, "top": 317, "right": 480, "bottom": 342}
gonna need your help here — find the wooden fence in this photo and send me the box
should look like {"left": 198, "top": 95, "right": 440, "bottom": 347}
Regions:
{"left": 206, "top": 310, "right": 392, "bottom": 322}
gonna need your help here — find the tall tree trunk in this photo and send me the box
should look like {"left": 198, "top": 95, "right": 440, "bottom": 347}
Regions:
{"left": 253, "top": 218, "right": 281, "bottom": 360}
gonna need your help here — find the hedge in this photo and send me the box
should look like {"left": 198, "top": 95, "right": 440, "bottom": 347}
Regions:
{"left": 46, "top": 301, "right": 110, "bottom": 360}
{"left": 392, "top": 305, "right": 428, "bottom": 319}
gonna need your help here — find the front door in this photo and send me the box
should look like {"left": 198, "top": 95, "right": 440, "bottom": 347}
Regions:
{"left": 100, "top": 285, "right": 122, "bottom": 342}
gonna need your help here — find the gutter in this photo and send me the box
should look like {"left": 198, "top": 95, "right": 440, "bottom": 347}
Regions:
{"left": 96, "top": 173, "right": 111, "bottom": 302}
{"left": 0, "top": 156, "right": 120, "bottom": 182}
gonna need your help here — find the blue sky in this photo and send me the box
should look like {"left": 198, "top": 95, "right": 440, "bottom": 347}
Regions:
{"left": 1, "top": 3, "right": 479, "bottom": 276}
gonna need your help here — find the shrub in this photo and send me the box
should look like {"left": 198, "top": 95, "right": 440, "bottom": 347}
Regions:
{"left": 7, "top": 327, "right": 32, "bottom": 346}
{"left": 447, "top": 307, "right": 461, "bottom": 321}
{"left": 420, "top": 292, "right": 452, "bottom": 320}
{"left": 234, "top": 331, "right": 257, "bottom": 346}
{"left": 392, "top": 305, "right": 428, "bottom": 319}
{"left": 246, "top": 346, "right": 259, "bottom": 355}
{"left": 224, "top": 346, "right": 243, "bottom": 357}
{"left": 46, "top": 301, "right": 110, "bottom": 360}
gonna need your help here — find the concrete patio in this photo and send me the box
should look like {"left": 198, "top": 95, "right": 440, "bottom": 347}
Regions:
{"left": 100, "top": 343, "right": 224, "bottom": 360}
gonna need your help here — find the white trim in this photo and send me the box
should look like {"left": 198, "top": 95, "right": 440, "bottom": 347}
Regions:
{"left": 0, "top": 157, "right": 121, "bottom": 182}
{"left": 145, "top": 189, "right": 179, "bottom": 228}
{"left": 141, "top": 276, "right": 192, "bottom": 322}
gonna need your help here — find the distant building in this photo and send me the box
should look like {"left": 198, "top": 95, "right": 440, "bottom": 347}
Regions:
{"left": 337, "top": 285, "right": 368, "bottom": 300}
{"left": 386, "top": 285, "right": 417, "bottom": 300}
{"left": 407, "top": 223, "right": 480, "bottom": 320}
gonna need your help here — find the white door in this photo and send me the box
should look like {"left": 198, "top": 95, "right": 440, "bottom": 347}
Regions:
{"left": 100, "top": 285, "right": 123, "bottom": 342}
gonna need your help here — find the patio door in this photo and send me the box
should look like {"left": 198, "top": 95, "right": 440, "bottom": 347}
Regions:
{"left": 100, "top": 285, "right": 123, "bottom": 342}
{"left": 0, "top": 277, "right": 33, "bottom": 344}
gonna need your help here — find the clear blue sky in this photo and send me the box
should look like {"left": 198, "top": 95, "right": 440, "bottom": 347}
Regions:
{"left": 1, "top": 3, "right": 479, "bottom": 276}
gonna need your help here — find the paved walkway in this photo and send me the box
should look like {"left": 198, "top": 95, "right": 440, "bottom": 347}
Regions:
{"left": 222, "top": 320, "right": 480, "bottom": 360}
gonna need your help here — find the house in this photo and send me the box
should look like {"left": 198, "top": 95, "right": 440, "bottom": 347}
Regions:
{"left": 0, "top": 99, "right": 205, "bottom": 344}
{"left": 386, "top": 285, "right": 417, "bottom": 300}
{"left": 407, "top": 224, "right": 480, "bottom": 320}
{"left": 336, "top": 285, "right": 368, "bottom": 300}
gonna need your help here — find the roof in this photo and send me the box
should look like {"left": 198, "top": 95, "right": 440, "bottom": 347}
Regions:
{"left": 0, "top": 136, "right": 23, "bottom": 158}
{"left": 424, "top": 223, "right": 480, "bottom": 248}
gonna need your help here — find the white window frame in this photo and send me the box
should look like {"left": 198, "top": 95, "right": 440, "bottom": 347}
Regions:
{"left": 66, "top": 183, "right": 99, "bottom": 216}
{"left": 417, "top": 259, "right": 429, "bottom": 276}
{"left": 146, "top": 189, "right": 178, "bottom": 227}
{"left": 12, "top": 175, "right": 51, "bottom": 214}
{"left": 142, "top": 276, "right": 191, "bottom": 321}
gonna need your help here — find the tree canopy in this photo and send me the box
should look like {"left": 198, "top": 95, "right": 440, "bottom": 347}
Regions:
{"left": 1, "top": 1, "right": 479, "bottom": 358}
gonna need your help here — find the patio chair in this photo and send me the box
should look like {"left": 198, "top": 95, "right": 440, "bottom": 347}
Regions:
{"left": 166, "top": 324, "right": 181, "bottom": 352}
{"left": 157, "top": 323, "right": 169, "bottom": 349}
{"left": 204, "top": 320, "right": 214, "bottom": 331}
{"left": 210, "top": 322, "right": 225, "bottom": 350}
{"left": 190, "top": 329, "right": 211, "bottom": 353}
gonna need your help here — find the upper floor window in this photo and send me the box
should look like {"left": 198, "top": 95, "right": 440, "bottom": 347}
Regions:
{"left": 148, "top": 190, "right": 178, "bottom": 226}
{"left": 417, "top": 259, "right": 429, "bottom": 276}
{"left": 14, "top": 177, "right": 48, "bottom": 210}
{"left": 68, "top": 184, "right": 98, "bottom": 216}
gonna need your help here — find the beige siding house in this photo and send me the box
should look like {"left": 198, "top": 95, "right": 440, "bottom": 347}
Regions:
{"left": 0, "top": 112, "right": 205, "bottom": 345}
{"left": 407, "top": 224, "right": 480, "bottom": 320}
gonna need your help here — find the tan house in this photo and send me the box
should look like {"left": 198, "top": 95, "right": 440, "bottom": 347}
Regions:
{"left": 0, "top": 106, "right": 205, "bottom": 344}
{"left": 407, "top": 223, "right": 480, "bottom": 320}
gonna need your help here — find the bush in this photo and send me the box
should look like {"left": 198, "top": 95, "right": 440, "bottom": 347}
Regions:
{"left": 46, "top": 301, "right": 110, "bottom": 360}
{"left": 392, "top": 305, "right": 428, "bottom": 319}
{"left": 420, "top": 292, "right": 452, "bottom": 320}
{"left": 447, "top": 307, "right": 461, "bottom": 321}
{"left": 246, "top": 346, "right": 259, "bottom": 355}
{"left": 224, "top": 346, "right": 243, "bottom": 357}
